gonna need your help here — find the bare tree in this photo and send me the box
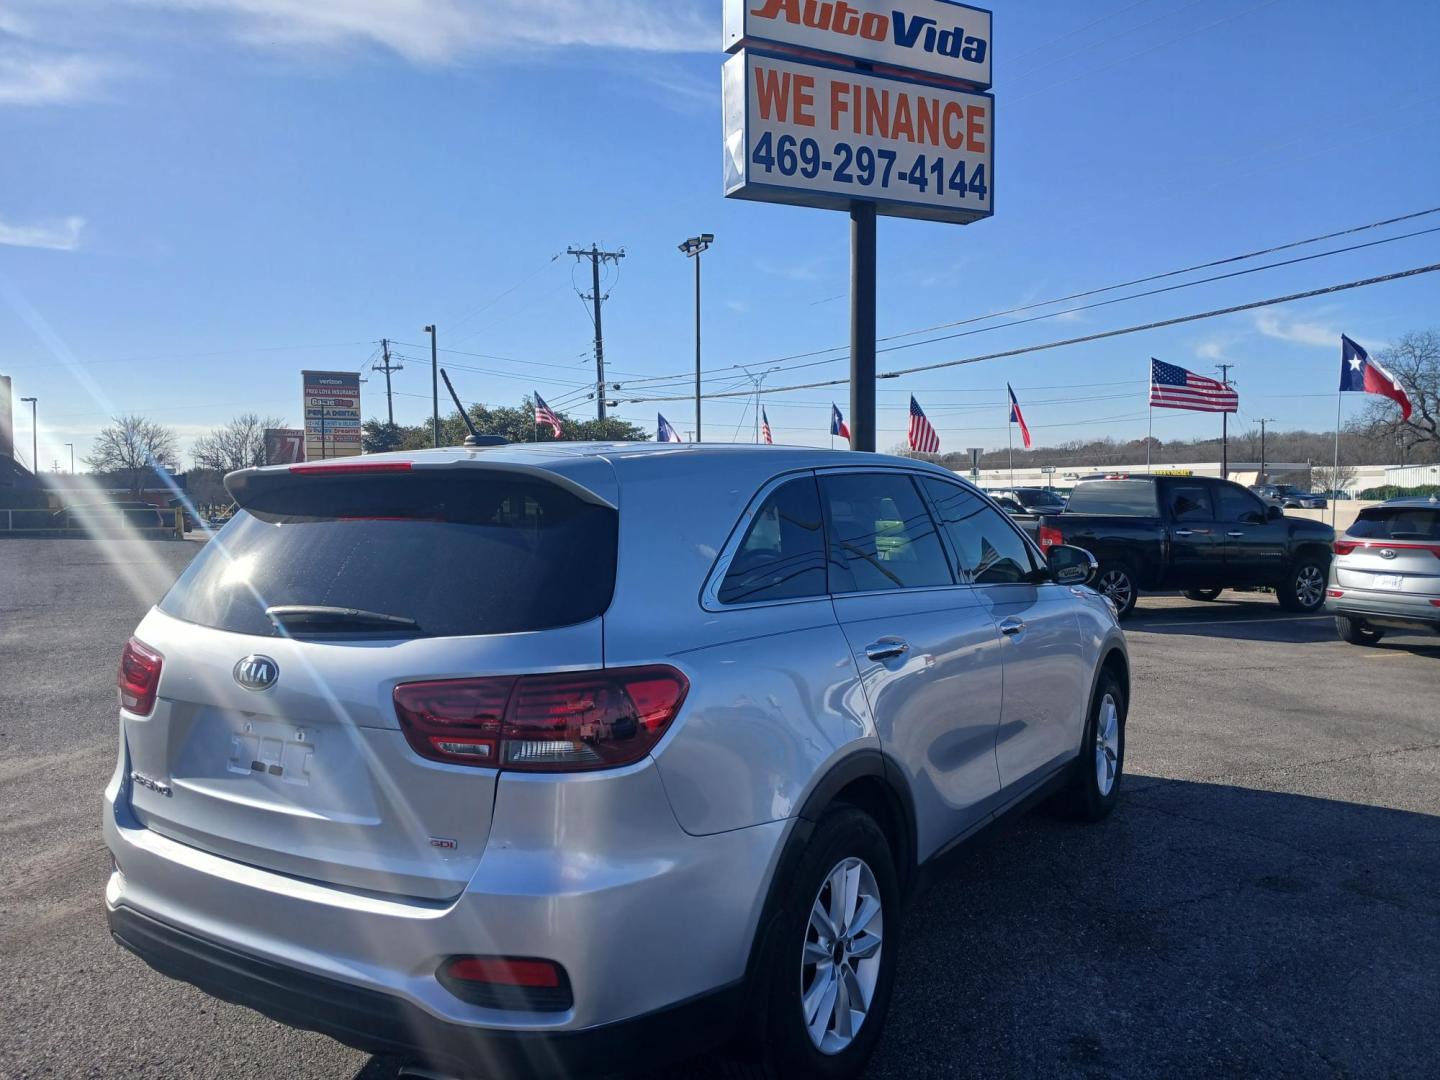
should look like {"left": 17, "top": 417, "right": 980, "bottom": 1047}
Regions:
{"left": 1312, "top": 463, "right": 1358, "bottom": 496}
{"left": 84, "top": 415, "right": 179, "bottom": 497}
{"left": 1358, "top": 331, "right": 1440, "bottom": 461}
{"left": 191, "top": 414, "right": 286, "bottom": 473}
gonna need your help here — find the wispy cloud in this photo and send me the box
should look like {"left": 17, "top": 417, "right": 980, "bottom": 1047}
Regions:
{"left": 0, "top": 215, "right": 86, "bottom": 251}
{"left": 124, "top": 0, "right": 714, "bottom": 62}
{"left": 1253, "top": 312, "right": 1340, "bottom": 349}
{"left": 756, "top": 255, "right": 831, "bottom": 282}
{"left": 0, "top": 49, "right": 123, "bottom": 105}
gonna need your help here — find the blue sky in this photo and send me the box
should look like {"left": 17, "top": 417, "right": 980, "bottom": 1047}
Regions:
{"left": 2, "top": 0, "right": 1439, "bottom": 469}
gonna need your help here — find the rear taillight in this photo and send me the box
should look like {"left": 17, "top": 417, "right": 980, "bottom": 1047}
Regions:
{"left": 1333, "top": 541, "right": 1357, "bottom": 555}
{"left": 393, "top": 665, "right": 689, "bottom": 772}
{"left": 117, "top": 637, "right": 163, "bottom": 716}
{"left": 1038, "top": 525, "right": 1063, "bottom": 549}
{"left": 438, "top": 956, "right": 573, "bottom": 1011}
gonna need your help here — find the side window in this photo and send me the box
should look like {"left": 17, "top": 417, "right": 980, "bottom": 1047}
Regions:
{"left": 819, "top": 473, "right": 954, "bottom": 594}
{"left": 922, "top": 479, "right": 1039, "bottom": 585}
{"left": 1215, "top": 482, "right": 1268, "bottom": 524}
{"left": 717, "top": 476, "right": 828, "bottom": 604}
{"left": 1168, "top": 484, "right": 1213, "bottom": 522}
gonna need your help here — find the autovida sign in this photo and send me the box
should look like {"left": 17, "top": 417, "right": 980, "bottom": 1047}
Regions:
{"left": 725, "top": 0, "right": 992, "bottom": 88}
{"left": 723, "top": 0, "right": 994, "bottom": 226}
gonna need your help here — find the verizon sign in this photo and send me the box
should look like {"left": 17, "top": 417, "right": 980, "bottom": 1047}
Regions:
{"left": 725, "top": 0, "right": 992, "bottom": 89}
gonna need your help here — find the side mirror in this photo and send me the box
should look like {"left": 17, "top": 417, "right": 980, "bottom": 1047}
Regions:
{"left": 1047, "top": 544, "right": 1098, "bottom": 586}
{"left": 1267, "top": 504, "right": 1284, "bottom": 521}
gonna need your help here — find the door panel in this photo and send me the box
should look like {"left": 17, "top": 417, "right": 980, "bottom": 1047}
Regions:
{"left": 831, "top": 589, "right": 1004, "bottom": 859}
{"left": 818, "top": 471, "right": 1003, "bottom": 859}
{"left": 1212, "top": 480, "right": 1287, "bottom": 584}
{"left": 919, "top": 479, "right": 1090, "bottom": 792}
{"left": 1164, "top": 482, "right": 1221, "bottom": 585}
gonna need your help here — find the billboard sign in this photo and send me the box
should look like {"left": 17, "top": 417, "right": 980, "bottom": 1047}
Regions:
{"left": 724, "top": 0, "right": 992, "bottom": 89}
{"left": 724, "top": 49, "right": 993, "bottom": 224}
{"left": 301, "top": 371, "right": 362, "bottom": 459}
{"left": 264, "top": 428, "right": 306, "bottom": 465}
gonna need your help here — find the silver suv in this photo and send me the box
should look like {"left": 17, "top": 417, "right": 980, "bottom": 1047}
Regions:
{"left": 105, "top": 444, "right": 1129, "bottom": 1079}
{"left": 1327, "top": 496, "right": 1440, "bottom": 644}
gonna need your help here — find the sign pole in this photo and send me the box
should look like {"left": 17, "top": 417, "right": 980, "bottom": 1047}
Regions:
{"left": 1331, "top": 391, "right": 1343, "bottom": 529}
{"left": 850, "top": 201, "right": 877, "bottom": 453}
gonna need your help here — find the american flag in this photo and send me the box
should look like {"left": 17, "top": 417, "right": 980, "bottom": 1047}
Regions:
{"left": 534, "top": 393, "right": 563, "bottom": 437}
{"left": 761, "top": 407, "right": 773, "bottom": 445}
{"left": 1150, "top": 359, "right": 1238, "bottom": 413}
{"left": 908, "top": 396, "right": 940, "bottom": 454}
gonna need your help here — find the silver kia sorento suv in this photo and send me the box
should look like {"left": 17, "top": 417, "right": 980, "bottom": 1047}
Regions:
{"left": 105, "top": 443, "right": 1129, "bottom": 1079}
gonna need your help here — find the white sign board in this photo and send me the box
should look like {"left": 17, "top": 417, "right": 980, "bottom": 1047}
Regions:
{"left": 725, "top": 0, "right": 992, "bottom": 89}
{"left": 724, "top": 49, "right": 993, "bottom": 225}
{"left": 301, "top": 371, "right": 362, "bottom": 459}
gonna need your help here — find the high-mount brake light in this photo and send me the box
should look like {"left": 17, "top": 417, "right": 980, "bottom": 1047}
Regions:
{"left": 288, "top": 461, "right": 413, "bottom": 475}
{"left": 1038, "top": 524, "right": 1064, "bottom": 550}
{"left": 393, "top": 666, "right": 689, "bottom": 772}
{"left": 117, "top": 637, "right": 163, "bottom": 716}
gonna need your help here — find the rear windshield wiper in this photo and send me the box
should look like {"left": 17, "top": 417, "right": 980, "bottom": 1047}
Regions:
{"left": 266, "top": 605, "right": 423, "bottom": 635}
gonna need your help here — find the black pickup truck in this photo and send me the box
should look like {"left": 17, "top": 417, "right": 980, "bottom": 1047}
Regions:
{"left": 1037, "top": 476, "right": 1335, "bottom": 618}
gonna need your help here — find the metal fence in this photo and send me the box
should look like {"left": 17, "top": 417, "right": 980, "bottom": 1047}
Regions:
{"left": 0, "top": 507, "right": 186, "bottom": 539}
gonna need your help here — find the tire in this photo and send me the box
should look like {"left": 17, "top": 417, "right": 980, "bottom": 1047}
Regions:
{"left": 1183, "top": 588, "right": 1224, "bottom": 602}
{"left": 750, "top": 807, "right": 901, "bottom": 1080}
{"left": 1094, "top": 563, "right": 1139, "bottom": 620}
{"left": 1056, "top": 668, "right": 1126, "bottom": 822}
{"left": 1336, "top": 615, "right": 1385, "bottom": 646}
{"left": 1277, "top": 558, "right": 1328, "bottom": 613}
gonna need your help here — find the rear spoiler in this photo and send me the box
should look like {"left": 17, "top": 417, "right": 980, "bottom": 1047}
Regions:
{"left": 225, "top": 459, "right": 617, "bottom": 511}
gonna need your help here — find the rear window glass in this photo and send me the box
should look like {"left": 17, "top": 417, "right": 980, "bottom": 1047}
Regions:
{"left": 159, "top": 471, "right": 617, "bottom": 638}
{"left": 718, "top": 476, "right": 828, "bottom": 604}
{"left": 1064, "top": 481, "right": 1159, "bottom": 516}
{"left": 1349, "top": 508, "right": 1440, "bottom": 540}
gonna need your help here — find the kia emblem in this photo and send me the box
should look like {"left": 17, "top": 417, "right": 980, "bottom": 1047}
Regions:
{"left": 1379, "top": 549, "right": 1399, "bottom": 560}
{"left": 234, "top": 655, "right": 279, "bottom": 692}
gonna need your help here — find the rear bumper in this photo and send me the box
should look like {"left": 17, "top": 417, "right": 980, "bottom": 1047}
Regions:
{"left": 108, "top": 904, "right": 742, "bottom": 1077}
{"left": 1326, "top": 593, "right": 1440, "bottom": 631}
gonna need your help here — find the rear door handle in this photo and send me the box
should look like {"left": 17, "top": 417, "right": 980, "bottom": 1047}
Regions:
{"left": 999, "top": 618, "right": 1026, "bottom": 637}
{"left": 1174, "top": 529, "right": 1193, "bottom": 537}
{"left": 1228, "top": 531, "right": 1245, "bottom": 538}
{"left": 865, "top": 639, "right": 910, "bottom": 662}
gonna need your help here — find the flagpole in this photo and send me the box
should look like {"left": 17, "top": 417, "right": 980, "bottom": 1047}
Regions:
{"left": 1331, "top": 390, "right": 1342, "bottom": 530}
{"left": 1008, "top": 423, "right": 1014, "bottom": 487}
{"left": 1146, "top": 360, "right": 1153, "bottom": 473}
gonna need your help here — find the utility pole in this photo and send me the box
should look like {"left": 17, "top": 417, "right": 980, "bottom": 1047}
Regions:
{"left": 1254, "top": 417, "right": 1276, "bottom": 481}
{"left": 850, "top": 203, "right": 878, "bottom": 453}
{"left": 423, "top": 326, "right": 439, "bottom": 447}
{"left": 567, "top": 245, "right": 625, "bottom": 421}
{"left": 372, "top": 339, "right": 404, "bottom": 426}
{"left": 1215, "top": 364, "right": 1235, "bottom": 479}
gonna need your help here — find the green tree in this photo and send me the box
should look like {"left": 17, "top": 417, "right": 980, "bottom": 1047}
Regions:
{"left": 366, "top": 397, "right": 649, "bottom": 452}
{"left": 362, "top": 419, "right": 406, "bottom": 454}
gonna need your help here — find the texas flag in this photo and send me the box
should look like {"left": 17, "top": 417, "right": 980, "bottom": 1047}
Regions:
{"left": 1007, "top": 384, "right": 1032, "bottom": 449}
{"left": 1340, "top": 335, "right": 1412, "bottom": 420}
{"left": 657, "top": 413, "right": 684, "bottom": 443}
{"left": 830, "top": 403, "right": 850, "bottom": 443}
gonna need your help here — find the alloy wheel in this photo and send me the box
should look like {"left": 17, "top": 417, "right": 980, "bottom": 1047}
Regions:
{"left": 1098, "top": 570, "right": 1133, "bottom": 611}
{"left": 1095, "top": 693, "right": 1121, "bottom": 797}
{"left": 801, "top": 856, "right": 884, "bottom": 1055}
{"left": 1295, "top": 565, "right": 1325, "bottom": 609}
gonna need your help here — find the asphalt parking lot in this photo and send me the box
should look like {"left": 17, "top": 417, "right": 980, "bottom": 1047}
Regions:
{"left": 2, "top": 537, "right": 1437, "bottom": 1079}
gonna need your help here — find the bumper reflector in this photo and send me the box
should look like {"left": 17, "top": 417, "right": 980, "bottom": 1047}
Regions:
{"left": 438, "top": 956, "right": 573, "bottom": 1012}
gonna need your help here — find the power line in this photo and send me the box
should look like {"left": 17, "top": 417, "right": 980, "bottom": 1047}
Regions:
{"left": 615, "top": 205, "right": 1440, "bottom": 389}
{"left": 620, "top": 260, "right": 1440, "bottom": 404}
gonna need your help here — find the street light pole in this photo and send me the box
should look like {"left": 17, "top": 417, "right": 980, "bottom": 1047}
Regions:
{"left": 65, "top": 443, "right": 74, "bottom": 473}
{"left": 20, "top": 397, "right": 36, "bottom": 474}
{"left": 423, "top": 325, "right": 439, "bottom": 448}
{"left": 679, "top": 234, "right": 714, "bottom": 442}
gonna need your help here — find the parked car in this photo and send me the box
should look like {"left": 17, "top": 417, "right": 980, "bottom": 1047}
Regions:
{"left": 988, "top": 487, "right": 1068, "bottom": 514}
{"left": 105, "top": 444, "right": 1128, "bottom": 1080}
{"left": 1038, "top": 476, "right": 1335, "bottom": 618}
{"left": 1251, "top": 484, "right": 1328, "bottom": 510}
{"left": 1327, "top": 496, "right": 1440, "bottom": 644}
{"left": 992, "top": 494, "right": 1042, "bottom": 539}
